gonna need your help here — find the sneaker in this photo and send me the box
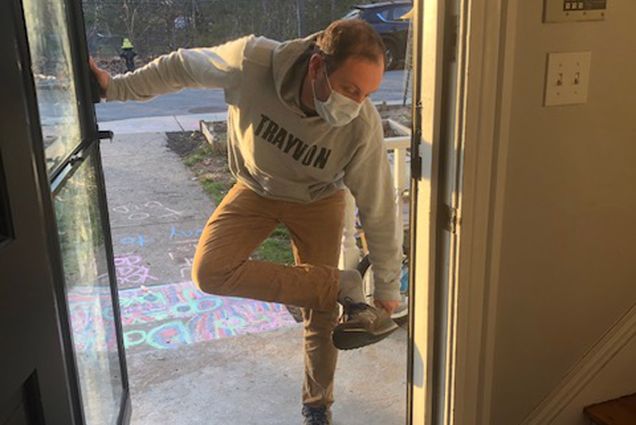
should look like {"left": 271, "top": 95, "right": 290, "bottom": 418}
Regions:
{"left": 332, "top": 298, "right": 399, "bottom": 350}
{"left": 302, "top": 405, "right": 332, "bottom": 425}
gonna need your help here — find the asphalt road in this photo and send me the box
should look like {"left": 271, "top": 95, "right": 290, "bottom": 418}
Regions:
{"left": 96, "top": 69, "right": 411, "bottom": 122}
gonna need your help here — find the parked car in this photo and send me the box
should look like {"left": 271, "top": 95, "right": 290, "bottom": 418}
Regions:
{"left": 343, "top": 1, "right": 412, "bottom": 70}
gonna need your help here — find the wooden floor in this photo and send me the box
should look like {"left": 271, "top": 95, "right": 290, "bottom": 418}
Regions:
{"left": 584, "top": 393, "right": 636, "bottom": 425}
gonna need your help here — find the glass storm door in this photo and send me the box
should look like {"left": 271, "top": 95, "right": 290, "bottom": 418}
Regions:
{"left": 0, "top": 0, "right": 131, "bottom": 423}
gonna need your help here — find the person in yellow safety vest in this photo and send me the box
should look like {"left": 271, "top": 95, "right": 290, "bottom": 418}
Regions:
{"left": 119, "top": 38, "right": 137, "bottom": 72}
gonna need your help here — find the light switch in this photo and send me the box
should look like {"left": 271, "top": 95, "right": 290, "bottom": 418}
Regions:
{"left": 544, "top": 52, "right": 592, "bottom": 106}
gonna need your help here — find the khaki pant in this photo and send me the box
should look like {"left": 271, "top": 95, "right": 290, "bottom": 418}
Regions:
{"left": 192, "top": 181, "right": 346, "bottom": 407}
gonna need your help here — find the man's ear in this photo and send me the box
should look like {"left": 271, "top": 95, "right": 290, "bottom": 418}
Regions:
{"left": 307, "top": 53, "right": 323, "bottom": 80}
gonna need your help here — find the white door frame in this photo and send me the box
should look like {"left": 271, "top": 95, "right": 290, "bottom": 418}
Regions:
{"left": 408, "top": 0, "right": 518, "bottom": 423}
{"left": 407, "top": 0, "right": 447, "bottom": 422}
{"left": 446, "top": 0, "right": 519, "bottom": 424}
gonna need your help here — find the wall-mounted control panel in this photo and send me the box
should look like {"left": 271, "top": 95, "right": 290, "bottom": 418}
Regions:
{"left": 544, "top": 0, "right": 607, "bottom": 23}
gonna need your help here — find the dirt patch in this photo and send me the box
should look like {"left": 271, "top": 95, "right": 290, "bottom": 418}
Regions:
{"left": 166, "top": 131, "right": 235, "bottom": 205}
{"left": 166, "top": 130, "right": 202, "bottom": 157}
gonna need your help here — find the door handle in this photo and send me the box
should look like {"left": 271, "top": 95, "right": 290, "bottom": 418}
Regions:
{"left": 97, "top": 130, "right": 113, "bottom": 141}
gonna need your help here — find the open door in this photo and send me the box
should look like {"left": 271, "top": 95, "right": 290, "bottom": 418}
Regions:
{"left": 0, "top": 0, "right": 130, "bottom": 423}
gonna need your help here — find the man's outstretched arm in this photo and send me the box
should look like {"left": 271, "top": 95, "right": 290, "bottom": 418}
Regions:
{"left": 344, "top": 116, "right": 403, "bottom": 314}
{"left": 90, "top": 35, "right": 254, "bottom": 102}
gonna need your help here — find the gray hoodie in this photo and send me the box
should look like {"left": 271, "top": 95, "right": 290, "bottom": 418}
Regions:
{"left": 106, "top": 34, "right": 402, "bottom": 301}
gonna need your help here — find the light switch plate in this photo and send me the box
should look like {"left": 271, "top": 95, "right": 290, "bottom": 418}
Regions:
{"left": 544, "top": 52, "right": 592, "bottom": 106}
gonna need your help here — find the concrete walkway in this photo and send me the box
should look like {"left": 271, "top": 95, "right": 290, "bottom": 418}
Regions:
{"left": 99, "top": 130, "right": 407, "bottom": 424}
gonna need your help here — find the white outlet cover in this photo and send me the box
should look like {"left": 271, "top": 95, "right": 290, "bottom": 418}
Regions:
{"left": 545, "top": 51, "right": 592, "bottom": 106}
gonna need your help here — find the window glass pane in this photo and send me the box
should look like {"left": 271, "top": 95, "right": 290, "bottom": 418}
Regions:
{"left": 22, "top": 0, "right": 82, "bottom": 174}
{"left": 55, "top": 152, "right": 122, "bottom": 425}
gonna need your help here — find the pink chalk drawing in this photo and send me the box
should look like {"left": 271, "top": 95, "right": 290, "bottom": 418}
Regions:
{"left": 112, "top": 254, "right": 158, "bottom": 285}
{"left": 67, "top": 286, "right": 119, "bottom": 353}
{"left": 68, "top": 281, "right": 298, "bottom": 351}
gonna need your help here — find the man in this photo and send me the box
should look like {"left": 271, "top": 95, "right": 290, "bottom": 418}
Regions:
{"left": 90, "top": 19, "right": 403, "bottom": 425}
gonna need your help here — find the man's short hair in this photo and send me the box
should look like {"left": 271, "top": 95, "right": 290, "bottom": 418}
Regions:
{"left": 316, "top": 19, "right": 385, "bottom": 72}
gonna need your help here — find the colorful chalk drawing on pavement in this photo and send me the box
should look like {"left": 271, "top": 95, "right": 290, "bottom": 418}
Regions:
{"left": 111, "top": 254, "right": 158, "bottom": 285}
{"left": 68, "top": 281, "right": 298, "bottom": 351}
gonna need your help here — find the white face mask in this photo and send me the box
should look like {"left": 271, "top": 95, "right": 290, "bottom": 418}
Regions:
{"left": 312, "top": 67, "right": 363, "bottom": 127}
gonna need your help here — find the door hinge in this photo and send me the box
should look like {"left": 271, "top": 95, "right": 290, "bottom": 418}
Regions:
{"left": 441, "top": 204, "right": 460, "bottom": 234}
{"left": 411, "top": 102, "right": 423, "bottom": 180}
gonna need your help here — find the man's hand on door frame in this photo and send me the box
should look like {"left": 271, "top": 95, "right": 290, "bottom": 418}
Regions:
{"left": 88, "top": 57, "right": 111, "bottom": 99}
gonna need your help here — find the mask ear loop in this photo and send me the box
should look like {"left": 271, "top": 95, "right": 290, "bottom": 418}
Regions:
{"left": 321, "top": 61, "right": 334, "bottom": 96}
{"left": 312, "top": 57, "right": 333, "bottom": 104}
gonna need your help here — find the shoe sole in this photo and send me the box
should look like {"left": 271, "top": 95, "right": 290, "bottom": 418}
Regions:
{"left": 332, "top": 321, "right": 399, "bottom": 350}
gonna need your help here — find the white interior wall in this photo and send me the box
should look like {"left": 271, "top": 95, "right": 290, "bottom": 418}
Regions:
{"left": 484, "top": 1, "right": 636, "bottom": 424}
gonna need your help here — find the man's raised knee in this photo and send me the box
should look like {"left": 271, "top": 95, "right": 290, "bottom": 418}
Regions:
{"left": 191, "top": 259, "right": 234, "bottom": 295}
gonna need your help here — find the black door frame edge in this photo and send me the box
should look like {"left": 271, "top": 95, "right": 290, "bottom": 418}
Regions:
{"left": 62, "top": 0, "right": 132, "bottom": 416}
{"left": 8, "top": 0, "right": 85, "bottom": 422}
{"left": 9, "top": 0, "right": 132, "bottom": 421}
